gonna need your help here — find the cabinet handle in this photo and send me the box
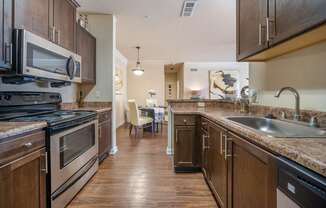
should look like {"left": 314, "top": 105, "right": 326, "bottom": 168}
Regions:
{"left": 176, "top": 129, "right": 178, "bottom": 143}
{"left": 258, "top": 23, "right": 263, "bottom": 45}
{"left": 56, "top": 30, "right": 61, "bottom": 44}
{"left": 183, "top": 119, "right": 187, "bottom": 124}
{"left": 224, "top": 134, "right": 232, "bottom": 160}
{"left": 41, "top": 152, "right": 48, "bottom": 174}
{"left": 220, "top": 133, "right": 223, "bottom": 155}
{"left": 266, "top": 17, "right": 274, "bottom": 42}
{"left": 4, "top": 43, "right": 12, "bottom": 65}
{"left": 23, "top": 142, "right": 33, "bottom": 148}
{"left": 51, "top": 27, "right": 56, "bottom": 42}
{"left": 202, "top": 134, "right": 209, "bottom": 149}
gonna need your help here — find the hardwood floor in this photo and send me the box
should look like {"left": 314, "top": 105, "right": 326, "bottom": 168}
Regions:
{"left": 68, "top": 125, "right": 217, "bottom": 208}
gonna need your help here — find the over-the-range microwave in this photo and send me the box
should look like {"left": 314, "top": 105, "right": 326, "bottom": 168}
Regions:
{"left": 4, "top": 29, "right": 82, "bottom": 83}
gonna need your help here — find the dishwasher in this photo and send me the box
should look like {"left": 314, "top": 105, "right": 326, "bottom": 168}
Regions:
{"left": 277, "top": 157, "right": 326, "bottom": 208}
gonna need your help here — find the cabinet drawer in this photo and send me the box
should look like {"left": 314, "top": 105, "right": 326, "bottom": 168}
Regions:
{"left": 98, "top": 111, "right": 111, "bottom": 123}
{"left": 174, "top": 115, "right": 196, "bottom": 126}
{"left": 0, "top": 131, "right": 45, "bottom": 166}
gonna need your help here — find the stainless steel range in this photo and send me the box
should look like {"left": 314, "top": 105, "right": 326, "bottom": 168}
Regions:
{"left": 0, "top": 91, "right": 98, "bottom": 208}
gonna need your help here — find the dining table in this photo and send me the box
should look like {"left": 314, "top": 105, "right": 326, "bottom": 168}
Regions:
{"left": 139, "top": 106, "right": 165, "bottom": 133}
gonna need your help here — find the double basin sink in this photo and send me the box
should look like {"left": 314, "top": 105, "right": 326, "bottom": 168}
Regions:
{"left": 226, "top": 116, "right": 326, "bottom": 138}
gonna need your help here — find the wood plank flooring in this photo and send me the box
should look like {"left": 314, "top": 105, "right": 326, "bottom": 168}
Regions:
{"left": 68, "top": 125, "right": 217, "bottom": 208}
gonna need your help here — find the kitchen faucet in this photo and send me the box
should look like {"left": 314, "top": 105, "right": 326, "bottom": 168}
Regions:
{"left": 275, "top": 87, "right": 301, "bottom": 121}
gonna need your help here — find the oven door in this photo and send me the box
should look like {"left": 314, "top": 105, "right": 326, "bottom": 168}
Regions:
{"left": 50, "top": 120, "right": 98, "bottom": 193}
{"left": 14, "top": 29, "right": 81, "bottom": 82}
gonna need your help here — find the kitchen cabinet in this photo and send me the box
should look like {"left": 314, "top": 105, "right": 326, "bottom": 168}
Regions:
{"left": 13, "top": 0, "right": 51, "bottom": 40}
{"left": 207, "top": 123, "right": 228, "bottom": 208}
{"left": 174, "top": 115, "right": 199, "bottom": 172}
{"left": 174, "top": 126, "right": 195, "bottom": 169}
{"left": 268, "top": 0, "right": 326, "bottom": 46}
{"left": 237, "top": 0, "right": 326, "bottom": 61}
{"left": 98, "top": 110, "right": 112, "bottom": 163}
{"left": 236, "top": 0, "right": 268, "bottom": 60}
{"left": 0, "top": 131, "right": 47, "bottom": 208}
{"left": 0, "top": 0, "right": 12, "bottom": 70}
{"left": 77, "top": 24, "right": 96, "bottom": 84}
{"left": 53, "top": 0, "right": 78, "bottom": 51}
{"left": 228, "top": 132, "right": 277, "bottom": 208}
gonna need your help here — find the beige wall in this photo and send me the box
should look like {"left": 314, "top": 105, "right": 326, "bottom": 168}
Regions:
{"left": 115, "top": 50, "right": 128, "bottom": 127}
{"left": 249, "top": 41, "right": 326, "bottom": 112}
{"left": 82, "top": 14, "right": 115, "bottom": 102}
{"left": 127, "top": 61, "right": 166, "bottom": 106}
{"left": 183, "top": 62, "right": 249, "bottom": 99}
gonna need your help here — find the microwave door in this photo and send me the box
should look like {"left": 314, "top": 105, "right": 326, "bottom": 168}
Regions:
{"left": 16, "top": 29, "right": 81, "bottom": 83}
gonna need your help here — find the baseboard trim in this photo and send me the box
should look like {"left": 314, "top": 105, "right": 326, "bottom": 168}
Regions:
{"left": 166, "top": 147, "right": 173, "bottom": 155}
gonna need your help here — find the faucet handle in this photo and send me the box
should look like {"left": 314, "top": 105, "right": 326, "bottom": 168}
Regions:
{"left": 280, "top": 111, "right": 286, "bottom": 119}
{"left": 309, "top": 116, "right": 320, "bottom": 128}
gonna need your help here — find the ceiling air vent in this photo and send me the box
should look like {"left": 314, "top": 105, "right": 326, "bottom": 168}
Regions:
{"left": 181, "top": 0, "right": 198, "bottom": 17}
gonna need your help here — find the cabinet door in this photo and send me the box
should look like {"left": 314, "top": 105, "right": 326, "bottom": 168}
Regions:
{"left": 174, "top": 126, "right": 195, "bottom": 167}
{"left": 0, "top": 0, "right": 12, "bottom": 69}
{"left": 0, "top": 148, "right": 47, "bottom": 208}
{"left": 268, "top": 0, "right": 326, "bottom": 46}
{"left": 237, "top": 0, "right": 268, "bottom": 60}
{"left": 98, "top": 120, "right": 110, "bottom": 163}
{"left": 77, "top": 24, "right": 96, "bottom": 84}
{"left": 53, "top": 0, "right": 76, "bottom": 51}
{"left": 229, "top": 133, "right": 277, "bottom": 208}
{"left": 208, "top": 124, "right": 228, "bottom": 208}
{"left": 14, "top": 0, "right": 51, "bottom": 40}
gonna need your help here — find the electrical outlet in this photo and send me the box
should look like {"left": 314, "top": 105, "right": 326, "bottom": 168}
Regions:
{"left": 197, "top": 102, "right": 205, "bottom": 107}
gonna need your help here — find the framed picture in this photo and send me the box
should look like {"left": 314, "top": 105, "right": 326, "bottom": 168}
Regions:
{"left": 209, "top": 70, "right": 240, "bottom": 99}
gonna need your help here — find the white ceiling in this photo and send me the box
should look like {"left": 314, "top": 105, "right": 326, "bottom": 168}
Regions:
{"left": 77, "top": 0, "right": 236, "bottom": 63}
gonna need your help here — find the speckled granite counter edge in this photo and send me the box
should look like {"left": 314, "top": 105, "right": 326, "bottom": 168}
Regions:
{"left": 0, "top": 122, "right": 47, "bottom": 140}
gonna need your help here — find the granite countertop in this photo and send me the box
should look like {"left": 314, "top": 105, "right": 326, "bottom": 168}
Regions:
{"left": 75, "top": 107, "right": 112, "bottom": 113}
{"left": 171, "top": 107, "right": 326, "bottom": 177}
{"left": 0, "top": 122, "right": 47, "bottom": 140}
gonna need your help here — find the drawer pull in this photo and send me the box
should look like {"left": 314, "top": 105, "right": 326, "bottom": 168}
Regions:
{"left": 183, "top": 119, "right": 187, "bottom": 123}
{"left": 24, "top": 142, "right": 33, "bottom": 148}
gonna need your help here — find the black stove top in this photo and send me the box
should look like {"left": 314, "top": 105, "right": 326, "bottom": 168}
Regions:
{"left": 0, "top": 92, "right": 97, "bottom": 128}
{"left": 9, "top": 110, "right": 96, "bottom": 126}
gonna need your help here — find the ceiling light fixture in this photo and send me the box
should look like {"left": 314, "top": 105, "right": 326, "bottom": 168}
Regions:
{"left": 132, "top": 46, "right": 144, "bottom": 76}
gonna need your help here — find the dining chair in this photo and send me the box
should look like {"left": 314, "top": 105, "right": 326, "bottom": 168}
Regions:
{"left": 128, "top": 100, "right": 154, "bottom": 137}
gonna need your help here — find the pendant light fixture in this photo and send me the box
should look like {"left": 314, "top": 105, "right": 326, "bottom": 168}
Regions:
{"left": 132, "top": 46, "right": 144, "bottom": 76}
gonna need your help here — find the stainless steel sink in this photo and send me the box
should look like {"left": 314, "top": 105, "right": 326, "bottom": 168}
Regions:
{"left": 226, "top": 116, "right": 326, "bottom": 138}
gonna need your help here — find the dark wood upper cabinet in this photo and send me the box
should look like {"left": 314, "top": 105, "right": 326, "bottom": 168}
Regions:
{"left": 268, "top": 0, "right": 326, "bottom": 46}
{"left": 53, "top": 0, "right": 77, "bottom": 52}
{"left": 237, "top": 0, "right": 326, "bottom": 61}
{"left": 0, "top": 148, "right": 47, "bottom": 208}
{"left": 174, "top": 125, "right": 195, "bottom": 168}
{"left": 13, "top": 0, "right": 51, "bottom": 40}
{"left": 237, "top": 0, "right": 268, "bottom": 60}
{"left": 77, "top": 24, "right": 96, "bottom": 84}
{"left": 0, "top": 0, "right": 12, "bottom": 69}
{"left": 228, "top": 132, "right": 277, "bottom": 208}
{"left": 208, "top": 123, "right": 228, "bottom": 208}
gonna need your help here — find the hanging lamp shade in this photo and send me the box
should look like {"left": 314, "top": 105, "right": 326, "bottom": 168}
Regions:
{"left": 132, "top": 46, "right": 144, "bottom": 76}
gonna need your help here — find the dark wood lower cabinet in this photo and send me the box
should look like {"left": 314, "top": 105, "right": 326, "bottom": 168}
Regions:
{"left": 173, "top": 114, "right": 277, "bottom": 208}
{"left": 98, "top": 110, "right": 112, "bottom": 163}
{"left": 228, "top": 132, "right": 277, "bottom": 208}
{"left": 174, "top": 126, "right": 195, "bottom": 169}
{"left": 208, "top": 123, "right": 228, "bottom": 208}
{"left": 0, "top": 148, "right": 47, "bottom": 208}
